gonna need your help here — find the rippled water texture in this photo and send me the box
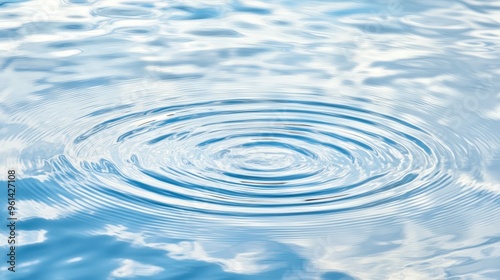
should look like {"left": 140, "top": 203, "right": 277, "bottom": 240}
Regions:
{"left": 1, "top": 0, "right": 500, "bottom": 279}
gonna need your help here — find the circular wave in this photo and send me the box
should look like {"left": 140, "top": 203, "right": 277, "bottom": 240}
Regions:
{"left": 54, "top": 95, "right": 460, "bottom": 220}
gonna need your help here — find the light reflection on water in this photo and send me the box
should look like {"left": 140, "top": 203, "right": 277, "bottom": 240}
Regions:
{"left": 1, "top": 0, "right": 500, "bottom": 279}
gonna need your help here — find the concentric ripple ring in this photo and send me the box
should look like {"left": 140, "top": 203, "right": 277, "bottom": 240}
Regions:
{"left": 52, "top": 95, "right": 461, "bottom": 220}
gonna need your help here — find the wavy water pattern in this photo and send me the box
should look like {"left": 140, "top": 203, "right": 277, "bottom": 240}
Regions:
{"left": 1, "top": 0, "right": 500, "bottom": 279}
{"left": 65, "top": 97, "right": 445, "bottom": 217}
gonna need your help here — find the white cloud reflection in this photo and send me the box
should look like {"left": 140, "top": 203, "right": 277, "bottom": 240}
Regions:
{"left": 94, "top": 224, "right": 274, "bottom": 275}
{"left": 17, "top": 199, "right": 82, "bottom": 220}
{"left": 110, "top": 259, "right": 163, "bottom": 278}
{"left": 282, "top": 220, "right": 500, "bottom": 280}
{"left": 0, "top": 230, "right": 47, "bottom": 247}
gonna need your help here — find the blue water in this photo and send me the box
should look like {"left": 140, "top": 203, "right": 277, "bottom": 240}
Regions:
{"left": 1, "top": 0, "right": 500, "bottom": 279}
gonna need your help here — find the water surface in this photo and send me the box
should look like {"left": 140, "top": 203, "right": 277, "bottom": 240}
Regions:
{"left": 1, "top": 0, "right": 500, "bottom": 279}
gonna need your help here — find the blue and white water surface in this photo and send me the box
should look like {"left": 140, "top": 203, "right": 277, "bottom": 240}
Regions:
{"left": 1, "top": 0, "right": 500, "bottom": 279}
